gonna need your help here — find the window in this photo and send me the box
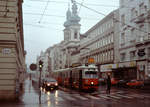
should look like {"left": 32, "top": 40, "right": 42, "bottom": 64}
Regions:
{"left": 130, "top": 28, "right": 135, "bottom": 41}
{"left": 139, "top": 3, "right": 144, "bottom": 15}
{"left": 120, "top": 53, "right": 126, "bottom": 61}
{"left": 121, "top": 32, "right": 125, "bottom": 44}
{"left": 121, "top": 14, "right": 125, "bottom": 26}
{"left": 74, "top": 31, "right": 78, "bottom": 39}
{"left": 139, "top": 25, "right": 145, "bottom": 42}
{"left": 130, "top": 51, "right": 136, "bottom": 60}
{"left": 131, "top": 8, "right": 135, "bottom": 20}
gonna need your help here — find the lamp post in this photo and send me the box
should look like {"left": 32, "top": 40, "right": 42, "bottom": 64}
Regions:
{"left": 39, "top": 60, "right": 43, "bottom": 104}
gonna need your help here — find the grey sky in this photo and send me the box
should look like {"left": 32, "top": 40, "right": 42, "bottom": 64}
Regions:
{"left": 23, "top": 0, "right": 119, "bottom": 66}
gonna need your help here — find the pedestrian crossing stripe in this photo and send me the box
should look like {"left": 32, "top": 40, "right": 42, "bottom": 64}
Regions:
{"left": 85, "top": 95, "right": 100, "bottom": 100}
{"left": 75, "top": 94, "right": 88, "bottom": 100}
{"left": 107, "top": 94, "right": 122, "bottom": 99}
{"left": 56, "top": 97, "right": 64, "bottom": 102}
{"left": 64, "top": 95, "right": 77, "bottom": 101}
{"left": 115, "top": 94, "right": 133, "bottom": 99}
{"left": 97, "top": 95, "right": 112, "bottom": 100}
{"left": 131, "top": 94, "right": 150, "bottom": 99}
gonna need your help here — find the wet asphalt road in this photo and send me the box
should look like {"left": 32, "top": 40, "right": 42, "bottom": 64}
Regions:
{"left": 0, "top": 78, "right": 150, "bottom": 107}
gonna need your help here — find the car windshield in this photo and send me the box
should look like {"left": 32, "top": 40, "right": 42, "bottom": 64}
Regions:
{"left": 47, "top": 79, "right": 57, "bottom": 82}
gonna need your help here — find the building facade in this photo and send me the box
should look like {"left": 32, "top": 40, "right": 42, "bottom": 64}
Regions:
{"left": 0, "top": 0, "right": 26, "bottom": 100}
{"left": 118, "top": 0, "right": 150, "bottom": 80}
{"left": 79, "top": 10, "right": 120, "bottom": 78}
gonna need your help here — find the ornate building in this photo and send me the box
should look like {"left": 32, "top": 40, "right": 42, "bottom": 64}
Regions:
{"left": 0, "top": 0, "right": 26, "bottom": 100}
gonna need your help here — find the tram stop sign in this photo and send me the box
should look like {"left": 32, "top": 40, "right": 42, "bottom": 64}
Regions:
{"left": 30, "top": 63, "right": 37, "bottom": 71}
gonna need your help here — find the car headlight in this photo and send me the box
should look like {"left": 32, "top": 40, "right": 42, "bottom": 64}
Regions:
{"left": 47, "top": 83, "right": 50, "bottom": 86}
{"left": 55, "top": 83, "right": 58, "bottom": 86}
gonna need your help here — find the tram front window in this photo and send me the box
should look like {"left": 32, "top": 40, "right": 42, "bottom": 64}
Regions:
{"left": 85, "top": 71, "right": 98, "bottom": 78}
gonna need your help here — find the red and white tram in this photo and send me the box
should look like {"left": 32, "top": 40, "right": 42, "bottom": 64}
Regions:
{"left": 52, "top": 64, "right": 99, "bottom": 91}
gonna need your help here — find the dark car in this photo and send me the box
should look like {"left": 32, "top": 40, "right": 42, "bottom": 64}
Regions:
{"left": 43, "top": 78, "right": 58, "bottom": 90}
{"left": 143, "top": 78, "right": 150, "bottom": 90}
{"left": 117, "top": 80, "right": 129, "bottom": 87}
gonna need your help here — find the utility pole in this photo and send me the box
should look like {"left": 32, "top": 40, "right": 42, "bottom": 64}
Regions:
{"left": 39, "top": 60, "right": 43, "bottom": 104}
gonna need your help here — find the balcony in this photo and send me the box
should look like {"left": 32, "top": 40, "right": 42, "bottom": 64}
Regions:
{"left": 134, "top": 14, "right": 145, "bottom": 24}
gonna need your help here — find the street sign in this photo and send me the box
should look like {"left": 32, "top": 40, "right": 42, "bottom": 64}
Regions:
{"left": 2, "top": 48, "right": 11, "bottom": 54}
{"left": 137, "top": 49, "right": 145, "bottom": 57}
{"left": 30, "top": 63, "right": 37, "bottom": 71}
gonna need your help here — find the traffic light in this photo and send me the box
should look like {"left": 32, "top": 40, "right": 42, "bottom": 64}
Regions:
{"left": 39, "top": 60, "right": 43, "bottom": 71}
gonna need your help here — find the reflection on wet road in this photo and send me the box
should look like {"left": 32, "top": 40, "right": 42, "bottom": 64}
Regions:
{"left": 0, "top": 79, "right": 150, "bottom": 107}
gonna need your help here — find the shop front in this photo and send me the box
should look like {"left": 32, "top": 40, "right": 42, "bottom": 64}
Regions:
{"left": 100, "top": 64, "right": 118, "bottom": 78}
{"left": 112, "top": 61, "right": 137, "bottom": 80}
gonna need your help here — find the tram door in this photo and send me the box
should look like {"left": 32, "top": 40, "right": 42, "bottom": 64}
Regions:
{"left": 79, "top": 70, "right": 82, "bottom": 90}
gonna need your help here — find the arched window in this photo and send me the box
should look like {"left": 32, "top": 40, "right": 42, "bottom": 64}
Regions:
{"left": 74, "top": 31, "right": 78, "bottom": 39}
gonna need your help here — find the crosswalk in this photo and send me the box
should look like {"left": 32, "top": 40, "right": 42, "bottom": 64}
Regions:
{"left": 56, "top": 91, "right": 150, "bottom": 102}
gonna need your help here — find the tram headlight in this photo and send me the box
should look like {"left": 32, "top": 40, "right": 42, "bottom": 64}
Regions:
{"left": 91, "top": 82, "right": 94, "bottom": 85}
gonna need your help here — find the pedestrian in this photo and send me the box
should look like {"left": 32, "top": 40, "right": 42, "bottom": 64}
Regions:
{"left": 106, "top": 73, "right": 111, "bottom": 94}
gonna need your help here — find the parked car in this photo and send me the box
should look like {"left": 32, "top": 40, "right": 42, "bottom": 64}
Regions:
{"left": 98, "top": 78, "right": 106, "bottom": 85}
{"left": 111, "top": 78, "right": 119, "bottom": 85}
{"left": 126, "top": 80, "right": 144, "bottom": 88}
{"left": 43, "top": 78, "right": 58, "bottom": 90}
{"left": 117, "top": 79, "right": 129, "bottom": 87}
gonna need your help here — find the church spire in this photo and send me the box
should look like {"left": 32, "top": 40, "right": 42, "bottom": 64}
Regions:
{"left": 70, "top": 0, "right": 81, "bottom": 24}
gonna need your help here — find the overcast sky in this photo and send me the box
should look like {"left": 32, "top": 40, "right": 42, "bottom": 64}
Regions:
{"left": 23, "top": 0, "right": 119, "bottom": 66}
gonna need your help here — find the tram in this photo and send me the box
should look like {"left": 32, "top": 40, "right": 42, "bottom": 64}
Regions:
{"left": 52, "top": 64, "right": 99, "bottom": 91}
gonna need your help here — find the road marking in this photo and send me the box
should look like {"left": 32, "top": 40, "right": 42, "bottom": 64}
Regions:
{"left": 65, "top": 95, "right": 77, "bottom": 101}
{"left": 131, "top": 94, "right": 150, "bottom": 99}
{"left": 108, "top": 94, "right": 122, "bottom": 99}
{"left": 97, "top": 95, "right": 112, "bottom": 100}
{"left": 115, "top": 91, "right": 125, "bottom": 94}
{"left": 86, "top": 95, "right": 100, "bottom": 100}
{"left": 56, "top": 97, "right": 64, "bottom": 101}
{"left": 75, "top": 94, "right": 88, "bottom": 100}
{"left": 115, "top": 94, "right": 133, "bottom": 99}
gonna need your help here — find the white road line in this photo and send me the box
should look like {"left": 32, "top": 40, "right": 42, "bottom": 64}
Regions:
{"left": 56, "top": 97, "right": 64, "bottom": 102}
{"left": 108, "top": 94, "right": 122, "bottom": 99}
{"left": 75, "top": 94, "right": 88, "bottom": 100}
{"left": 131, "top": 94, "right": 150, "bottom": 99}
{"left": 115, "top": 94, "right": 133, "bottom": 99}
{"left": 116, "top": 91, "right": 125, "bottom": 94}
{"left": 97, "top": 95, "right": 112, "bottom": 100}
{"left": 64, "top": 95, "right": 77, "bottom": 101}
{"left": 85, "top": 95, "right": 100, "bottom": 100}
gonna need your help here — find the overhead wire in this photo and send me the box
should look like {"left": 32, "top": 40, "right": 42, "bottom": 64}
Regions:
{"left": 78, "top": 0, "right": 85, "bottom": 14}
{"left": 38, "top": 0, "right": 51, "bottom": 23}
{"left": 75, "top": 1, "right": 149, "bottom": 34}
{"left": 23, "top": 12, "right": 100, "bottom": 20}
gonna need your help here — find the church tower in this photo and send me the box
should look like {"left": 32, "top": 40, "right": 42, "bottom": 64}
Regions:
{"left": 64, "top": 1, "right": 81, "bottom": 42}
